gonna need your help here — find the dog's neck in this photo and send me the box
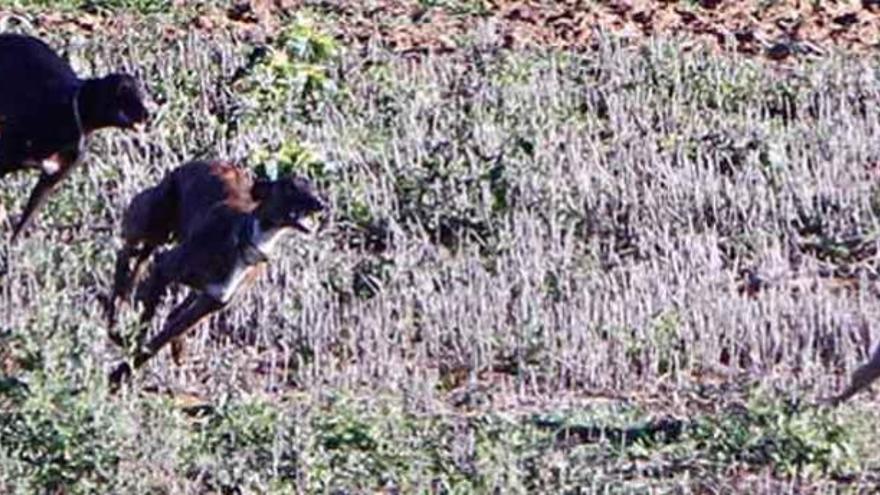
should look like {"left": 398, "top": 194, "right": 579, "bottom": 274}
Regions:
{"left": 76, "top": 79, "right": 108, "bottom": 133}
{"left": 241, "top": 216, "right": 289, "bottom": 263}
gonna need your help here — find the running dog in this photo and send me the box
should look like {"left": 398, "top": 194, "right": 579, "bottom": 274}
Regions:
{"left": 108, "top": 160, "right": 325, "bottom": 386}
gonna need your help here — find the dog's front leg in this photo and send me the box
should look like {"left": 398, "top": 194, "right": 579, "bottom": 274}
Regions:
{"left": 108, "top": 294, "right": 225, "bottom": 388}
{"left": 11, "top": 154, "right": 79, "bottom": 242}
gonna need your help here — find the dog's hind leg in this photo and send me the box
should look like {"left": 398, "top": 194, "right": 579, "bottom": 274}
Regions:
{"left": 113, "top": 244, "right": 156, "bottom": 307}
{"left": 109, "top": 293, "right": 225, "bottom": 388}
{"left": 108, "top": 245, "right": 135, "bottom": 332}
{"left": 167, "top": 292, "right": 197, "bottom": 366}
{"left": 129, "top": 245, "right": 156, "bottom": 290}
{"left": 131, "top": 249, "right": 177, "bottom": 349}
{"left": 107, "top": 243, "right": 158, "bottom": 345}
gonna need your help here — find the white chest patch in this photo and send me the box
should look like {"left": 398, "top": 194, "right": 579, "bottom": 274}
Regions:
{"left": 251, "top": 224, "right": 288, "bottom": 256}
{"left": 41, "top": 157, "right": 61, "bottom": 175}
{"left": 22, "top": 157, "right": 58, "bottom": 174}
{"left": 24, "top": 147, "right": 81, "bottom": 175}
{"left": 204, "top": 221, "right": 290, "bottom": 304}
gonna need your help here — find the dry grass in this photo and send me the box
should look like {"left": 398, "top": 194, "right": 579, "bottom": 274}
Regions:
{"left": 1, "top": 5, "right": 880, "bottom": 493}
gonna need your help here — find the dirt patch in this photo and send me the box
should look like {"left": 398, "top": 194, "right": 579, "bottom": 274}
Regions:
{"left": 308, "top": 0, "right": 879, "bottom": 59}
{"left": 2, "top": 1, "right": 878, "bottom": 60}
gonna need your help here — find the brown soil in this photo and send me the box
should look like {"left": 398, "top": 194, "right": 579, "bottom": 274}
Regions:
{"left": 3, "top": 1, "right": 878, "bottom": 60}
{"left": 302, "top": 0, "right": 880, "bottom": 59}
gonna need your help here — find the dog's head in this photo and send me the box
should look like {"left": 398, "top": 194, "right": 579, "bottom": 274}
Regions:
{"left": 81, "top": 73, "right": 149, "bottom": 130}
{"left": 252, "top": 175, "right": 326, "bottom": 233}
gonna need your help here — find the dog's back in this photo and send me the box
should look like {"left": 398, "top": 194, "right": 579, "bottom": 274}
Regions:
{"left": 122, "top": 160, "right": 256, "bottom": 246}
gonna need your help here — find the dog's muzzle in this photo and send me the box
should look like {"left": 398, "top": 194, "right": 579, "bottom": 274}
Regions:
{"left": 290, "top": 210, "right": 324, "bottom": 234}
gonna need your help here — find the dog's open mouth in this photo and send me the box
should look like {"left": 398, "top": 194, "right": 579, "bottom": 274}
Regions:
{"left": 290, "top": 211, "right": 322, "bottom": 234}
{"left": 119, "top": 109, "right": 149, "bottom": 130}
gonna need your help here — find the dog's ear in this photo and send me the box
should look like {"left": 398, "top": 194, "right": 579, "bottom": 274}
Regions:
{"left": 251, "top": 179, "right": 272, "bottom": 202}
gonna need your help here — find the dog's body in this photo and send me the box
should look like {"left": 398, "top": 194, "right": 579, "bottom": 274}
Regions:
{"left": 0, "top": 34, "right": 148, "bottom": 241}
{"left": 109, "top": 160, "right": 256, "bottom": 316}
{"left": 108, "top": 160, "right": 324, "bottom": 386}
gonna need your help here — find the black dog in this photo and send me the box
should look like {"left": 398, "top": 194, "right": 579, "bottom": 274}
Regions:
{"left": 0, "top": 34, "right": 149, "bottom": 241}
{"left": 107, "top": 160, "right": 325, "bottom": 386}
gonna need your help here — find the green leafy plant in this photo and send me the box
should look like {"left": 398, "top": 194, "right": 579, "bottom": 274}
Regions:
{"left": 0, "top": 376, "right": 123, "bottom": 494}
{"left": 691, "top": 395, "right": 857, "bottom": 478}
{"left": 252, "top": 140, "right": 327, "bottom": 182}
{"left": 234, "top": 16, "right": 339, "bottom": 127}
{"left": 183, "top": 396, "right": 294, "bottom": 493}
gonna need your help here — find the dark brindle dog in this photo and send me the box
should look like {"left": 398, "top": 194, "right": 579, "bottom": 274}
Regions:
{"left": 0, "top": 34, "right": 148, "bottom": 241}
{"left": 108, "top": 160, "right": 325, "bottom": 386}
